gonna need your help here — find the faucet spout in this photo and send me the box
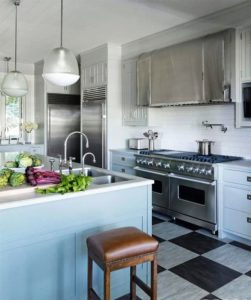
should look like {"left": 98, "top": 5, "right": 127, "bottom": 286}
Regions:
{"left": 64, "top": 131, "right": 89, "bottom": 163}
{"left": 82, "top": 152, "right": 96, "bottom": 174}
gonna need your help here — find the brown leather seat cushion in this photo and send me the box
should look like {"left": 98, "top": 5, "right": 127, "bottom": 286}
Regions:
{"left": 87, "top": 227, "right": 159, "bottom": 263}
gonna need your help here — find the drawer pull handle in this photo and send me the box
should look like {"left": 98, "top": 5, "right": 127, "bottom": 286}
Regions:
{"left": 247, "top": 217, "right": 251, "bottom": 223}
{"left": 121, "top": 168, "right": 125, "bottom": 173}
{"left": 248, "top": 195, "right": 251, "bottom": 200}
{"left": 247, "top": 177, "right": 251, "bottom": 182}
{"left": 121, "top": 157, "right": 125, "bottom": 161}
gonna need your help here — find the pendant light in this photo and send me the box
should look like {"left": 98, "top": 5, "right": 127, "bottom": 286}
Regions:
{"left": 42, "top": 0, "right": 79, "bottom": 86}
{"left": 1, "top": 0, "right": 28, "bottom": 97}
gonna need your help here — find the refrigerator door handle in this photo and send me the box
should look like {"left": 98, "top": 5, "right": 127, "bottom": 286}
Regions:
{"left": 101, "top": 103, "right": 107, "bottom": 168}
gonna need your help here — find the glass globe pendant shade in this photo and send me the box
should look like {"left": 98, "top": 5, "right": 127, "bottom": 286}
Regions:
{"left": 1, "top": 70, "right": 28, "bottom": 97}
{"left": 42, "top": 47, "right": 79, "bottom": 86}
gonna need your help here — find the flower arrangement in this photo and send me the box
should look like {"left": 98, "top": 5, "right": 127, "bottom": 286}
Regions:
{"left": 21, "top": 122, "right": 38, "bottom": 133}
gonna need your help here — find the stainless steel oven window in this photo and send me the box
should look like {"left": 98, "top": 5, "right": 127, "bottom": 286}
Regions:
{"left": 177, "top": 184, "right": 206, "bottom": 205}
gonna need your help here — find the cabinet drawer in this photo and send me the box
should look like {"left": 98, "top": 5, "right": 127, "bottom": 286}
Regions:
{"left": 224, "top": 185, "right": 251, "bottom": 213}
{"left": 112, "top": 164, "right": 136, "bottom": 175}
{"left": 223, "top": 169, "right": 251, "bottom": 187}
{"left": 112, "top": 153, "right": 135, "bottom": 167}
{"left": 224, "top": 208, "right": 251, "bottom": 238}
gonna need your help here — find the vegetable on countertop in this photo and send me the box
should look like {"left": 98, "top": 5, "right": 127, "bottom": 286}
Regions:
{"left": 4, "top": 161, "right": 18, "bottom": 168}
{"left": 26, "top": 167, "right": 61, "bottom": 186}
{"left": 0, "top": 174, "right": 8, "bottom": 189}
{"left": 9, "top": 172, "right": 26, "bottom": 187}
{"left": 0, "top": 168, "right": 14, "bottom": 179}
{"left": 35, "top": 173, "right": 92, "bottom": 195}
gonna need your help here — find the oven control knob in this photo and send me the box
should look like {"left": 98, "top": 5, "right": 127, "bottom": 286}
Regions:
{"left": 177, "top": 164, "right": 185, "bottom": 171}
{"left": 206, "top": 169, "right": 213, "bottom": 176}
{"left": 193, "top": 167, "right": 199, "bottom": 173}
{"left": 155, "top": 161, "right": 162, "bottom": 167}
{"left": 199, "top": 168, "right": 206, "bottom": 175}
{"left": 147, "top": 160, "right": 154, "bottom": 166}
{"left": 163, "top": 163, "right": 170, "bottom": 169}
{"left": 136, "top": 158, "right": 142, "bottom": 164}
{"left": 142, "top": 159, "right": 147, "bottom": 165}
{"left": 186, "top": 166, "right": 193, "bottom": 173}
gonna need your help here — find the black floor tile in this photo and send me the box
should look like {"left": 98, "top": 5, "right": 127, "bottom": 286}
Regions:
{"left": 169, "top": 232, "right": 225, "bottom": 255}
{"left": 230, "top": 241, "right": 251, "bottom": 252}
{"left": 169, "top": 218, "right": 201, "bottom": 230}
{"left": 116, "top": 294, "right": 142, "bottom": 300}
{"left": 201, "top": 294, "right": 221, "bottom": 300}
{"left": 157, "top": 264, "right": 166, "bottom": 273}
{"left": 152, "top": 234, "right": 166, "bottom": 243}
{"left": 246, "top": 270, "right": 251, "bottom": 277}
{"left": 169, "top": 256, "right": 241, "bottom": 293}
{"left": 152, "top": 216, "right": 165, "bottom": 225}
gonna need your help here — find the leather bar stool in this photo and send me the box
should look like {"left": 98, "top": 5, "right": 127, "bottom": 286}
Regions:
{"left": 86, "top": 227, "right": 159, "bottom": 300}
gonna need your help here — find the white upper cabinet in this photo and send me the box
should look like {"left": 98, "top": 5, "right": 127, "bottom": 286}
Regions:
{"left": 122, "top": 58, "right": 148, "bottom": 126}
{"left": 81, "top": 62, "right": 107, "bottom": 89}
{"left": 80, "top": 45, "right": 108, "bottom": 90}
{"left": 241, "top": 29, "right": 251, "bottom": 82}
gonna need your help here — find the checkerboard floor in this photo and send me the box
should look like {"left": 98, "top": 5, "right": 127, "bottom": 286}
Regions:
{"left": 117, "top": 215, "right": 251, "bottom": 300}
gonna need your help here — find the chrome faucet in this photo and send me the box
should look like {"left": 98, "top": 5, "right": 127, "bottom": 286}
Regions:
{"left": 63, "top": 131, "right": 89, "bottom": 165}
{"left": 82, "top": 152, "right": 96, "bottom": 175}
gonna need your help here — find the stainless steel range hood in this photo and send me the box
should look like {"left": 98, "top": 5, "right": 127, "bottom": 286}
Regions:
{"left": 137, "top": 29, "right": 235, "bottom": 107}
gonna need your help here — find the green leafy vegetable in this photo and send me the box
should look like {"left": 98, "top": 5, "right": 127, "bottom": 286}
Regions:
{"left": 0, "top": 174, "right": 8, "bottom": 189}
{"left": 9, "top": 172, "right": 26, "bottom": 187}
{"left": 35, "top": 173, "right": 92, "bottom": 195}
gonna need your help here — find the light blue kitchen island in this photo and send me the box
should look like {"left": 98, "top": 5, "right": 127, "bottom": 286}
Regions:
{"left": 0, "top": 154, "right": 153, "bottom": 300}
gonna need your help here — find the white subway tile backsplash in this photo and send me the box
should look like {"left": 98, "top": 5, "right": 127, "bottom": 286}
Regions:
{"left": 122, "top": 104, "right": 251, "bottom": 159}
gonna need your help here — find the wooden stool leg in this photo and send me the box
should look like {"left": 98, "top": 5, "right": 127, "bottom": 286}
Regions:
{"left": 151, "top": 256, "right": 157, "bottom": 300}
{"left": 130, "top": 266, "right": 136, "bottom": 300}
{"left": 88, "top": 256, "right": 93, "bottom": 300}
{"left": 104, "top": 267, "right": 111, "bottom": 300}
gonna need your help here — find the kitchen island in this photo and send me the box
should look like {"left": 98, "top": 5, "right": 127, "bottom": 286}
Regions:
{"left": 0, "top": 154, "right": 153, "bottom": 300}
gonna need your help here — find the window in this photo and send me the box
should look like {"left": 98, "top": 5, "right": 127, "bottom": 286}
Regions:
{"left": 0, "top": 95, "right": 24, "bottom": 138}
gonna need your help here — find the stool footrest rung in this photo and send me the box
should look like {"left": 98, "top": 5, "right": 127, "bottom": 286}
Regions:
{"left": 89, "top": 288, "right": 101, "bottom": 300}
{"left": 133, "top": 275, "right": 151, "bottom": 296}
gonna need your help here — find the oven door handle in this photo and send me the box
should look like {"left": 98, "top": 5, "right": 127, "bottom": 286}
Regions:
{"left": 134, "top": 166, "right": 168, "bottom": 177}
{"left": 168, "top": 173, "right": 216, "bottom": 186}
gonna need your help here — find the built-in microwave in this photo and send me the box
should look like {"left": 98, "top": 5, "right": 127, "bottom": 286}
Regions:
{"left": 242, "top": 82, "right": 251, "bottom": 118}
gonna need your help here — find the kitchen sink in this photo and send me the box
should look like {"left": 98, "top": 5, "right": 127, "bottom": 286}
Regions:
{"left": 61, "top": 168, "right": 104, "bottom": 177}
{"left": 91, "top": 175, "right": 128, "bottom": 185}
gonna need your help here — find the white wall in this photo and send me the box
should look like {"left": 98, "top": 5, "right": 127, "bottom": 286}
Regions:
{"left": 119, "top": 104, "right": 251, "bottom": 159}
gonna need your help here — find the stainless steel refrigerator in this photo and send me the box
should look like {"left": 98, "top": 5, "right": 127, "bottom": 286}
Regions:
{"left": 47, "top": 93, "right": 81, "bottom": 162}
{"left": 81, "top": 86, "right": 107, "bottom": 168}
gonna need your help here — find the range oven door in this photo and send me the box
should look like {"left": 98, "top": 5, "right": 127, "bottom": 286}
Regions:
{"left": 134, "top": 166, "right": 169, "bottom": 209}
{"left": 169, "top": 173, "right": 216, "bottom": 224}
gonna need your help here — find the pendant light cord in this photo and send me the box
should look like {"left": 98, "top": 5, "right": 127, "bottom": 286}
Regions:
{"left": 14, "top": 1, "right": 18, "bottom": 71}
{"left": 60, "top": 0, "right": 63, "bottom": 47}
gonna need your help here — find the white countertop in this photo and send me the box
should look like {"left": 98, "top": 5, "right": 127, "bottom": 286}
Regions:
{"left": 219, "top": 159, "right": 251, "bottom": 171}
{"left": 0, "top": 153, "right": 153, "bottom": 211}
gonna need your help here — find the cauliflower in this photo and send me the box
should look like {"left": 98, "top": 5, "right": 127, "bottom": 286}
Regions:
{"left": 30, "top": 156, "right": 42, "bottom": 167}
{"left": 9, "top": 172, "right": 26, "bottom": 187}
{"left": 18, "top": 157, "right": 33, "bottom": 168}
{"left": 4, "top": 161, "right": 18, "bottom": 168}
{"left": 0, "top": 174, "right": 8, "bottom": 189}
{"left": 0, "top": 168, "right": 14, "bottom": 180}
{"left": 15, "top": 153, "right": 30, "bottom": 163}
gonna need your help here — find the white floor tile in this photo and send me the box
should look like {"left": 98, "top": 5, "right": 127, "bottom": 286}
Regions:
{"left": 153, "top": 221, "right": 192, "bottom": 240}
{"left": 203, "top": 244, "right": 251, "bottom": 274}
{"left": 214, "top": 275, "right": 251, "bottom": 300}
{"left": 157, "top": 241, "right": 198, "bottom": 269}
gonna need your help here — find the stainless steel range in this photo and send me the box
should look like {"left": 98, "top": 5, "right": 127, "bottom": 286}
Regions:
{"left": 134, "top": 150, "right": 241, "bottom": 233}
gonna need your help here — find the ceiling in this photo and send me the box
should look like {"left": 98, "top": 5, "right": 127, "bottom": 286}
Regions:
{"left": 0, "top": 0, "right": 248, "bottom": 63}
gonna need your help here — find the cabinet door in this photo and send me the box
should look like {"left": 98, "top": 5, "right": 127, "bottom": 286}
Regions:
{"left": 241, "top": 29, "right": 251, "bottom": 82}
{"left": 137, "top": 55, "right": 151, "bottom": 106}
{"left": 151, "top": 39, "right": 203, "bottom": 105}
{"left": 82, "top": 62, "right": 107, "bottom": 89}
{"left": 122, "top": 59, "right": 148, "bottom": 126}
{"left": 204, "top": 32, "right": 224, "bottom": 101}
